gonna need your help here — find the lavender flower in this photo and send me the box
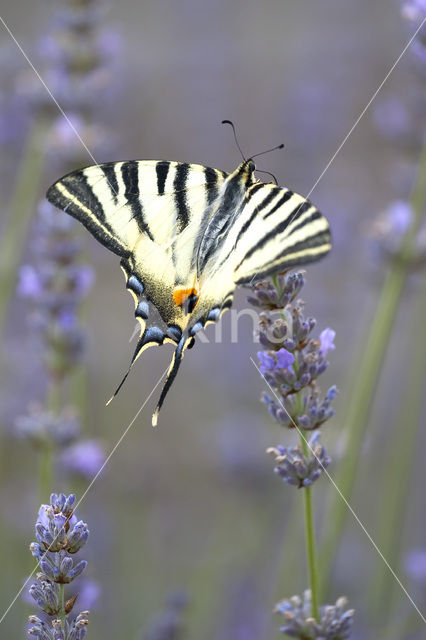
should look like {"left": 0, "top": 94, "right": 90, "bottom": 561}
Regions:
{"left": 404, "top": 548, "right": 426, "bottom": 582}
{"left": 249, "top": 271, "right": 349, "bottom": 632}
{"left": 60, "top": 440, "right": 106, "bottom": 479}
{"left": 250, "top": 271, "right": 337, "bottom": 435}
{"left": 401, "top": 0, "right": 426, "bottom": 21}
{"left": 17, "top": 0, "right": 119, "bottom": 159}
{"left": 267, "top": 431, "right": 331, "bottom": 488}
{"left": 17, "top": 200, "right": 93, "bottom": 380}
{"left": 28, "top": 611, "right": 89, "bottom": 640}
{"left": 28, "top": 493, "right": 90, "bottom": 639}
{"left": 275, "top": 590, "right": 354, "bottom": 639}
{"left": 369, "top": 200, "right": 426, "bottom": 267}
{"left": 15, "top": 406, "right": 80, "bottom": 448}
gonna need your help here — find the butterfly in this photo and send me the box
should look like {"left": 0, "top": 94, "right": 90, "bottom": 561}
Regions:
{"left": 46, "top": 158, "right": 331, "bottom": 425}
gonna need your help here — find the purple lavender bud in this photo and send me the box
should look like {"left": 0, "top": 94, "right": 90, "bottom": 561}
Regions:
{"left": 59, "top": 555, "right": 74, "bottom": 576}
{"left": 283, "top": 338, "right": 296, "bottom": 350}
{"left": 29, "top": 576, "right": 60, "bottom": 615}
{"left": 275, "top": 347, "right": 295, "bottom": 370}
{"left": 39, "top": 555, "right": 57, "bottom": 581}
{"left": 67, "top": 560, "right": 87, "bottom": 582}
{"left": 327, "top": 385, "right": 339, "bottom": 400}
{"left": 50, "top": 493, "right": 75, "bottom": 517}
{"left": 67, "top": 521, "right": 90, "bottom": 553}
{"left": 67, "top": 610, "right": 89, "bottom": 640}
{"left": 298, "top": 414, "right": 311, "bottom": 429}
{"left": 30, "top": 543, "right": 44, "bottom": 560}
{"left": 319, "top": 328, "right": 336, "bottom": 357}
{"left": 257, "top": 351, "right": 276, "bottom": 375}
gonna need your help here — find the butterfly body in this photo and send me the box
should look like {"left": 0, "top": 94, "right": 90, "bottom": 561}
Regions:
{"left": 47, "top": 157, "right": 331, "bottom": 424}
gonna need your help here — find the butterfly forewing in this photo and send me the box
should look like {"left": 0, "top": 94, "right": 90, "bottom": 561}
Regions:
{"left": 230, "top": 183, "right": 331, "bottom": 284}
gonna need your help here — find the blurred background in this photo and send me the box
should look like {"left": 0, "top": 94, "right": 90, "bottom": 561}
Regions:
{"left": 0, "top": 1, "right": 425, "bottom": 638}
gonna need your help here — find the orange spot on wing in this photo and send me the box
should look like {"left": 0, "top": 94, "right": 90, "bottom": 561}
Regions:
{"left": 173, "top": 288, "right": 199, "bottom": 307}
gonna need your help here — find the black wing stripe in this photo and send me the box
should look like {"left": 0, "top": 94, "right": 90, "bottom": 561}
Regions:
{"left": 69, "top": 172, "right": 107, "bottom": 222}
{"left": 121, "top": 161, "right": 154, "bottom": 241}
{"left": 287, "top": 209, "right": 323, "bottom": 236}
{"left": 234, "top": 184, "right": 276, "bottom": 246}
{"left": 268, "top": 230, "right": 331, "bottom": 265}
{"left": 263, "top": 189, "right": 293, "bottom": 220}
{"left": 46, "top": 182, "right": 129, "bottom": 258}
{"left": 235, "top": 236, "right": 331, "bottom": 284}
{"left": 235, "top": 201, "right": 315, "bottom": 271}
{"left": 211, "top": 186, "right": 276, "bottom": 273}
{"left": 173, "top": 163, "right": 190, "bottom": 231}
{"left": 156, "top": 161, "right": 170, "bottom": 195}
{"left": 102, "top": 165, "right": 119, "bottom": 203}
{"left": 204, "top": 166, "right": 220, "bottom": 206}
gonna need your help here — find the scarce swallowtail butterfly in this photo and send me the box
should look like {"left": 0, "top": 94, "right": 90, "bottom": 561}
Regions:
{"left": 46, "top": 158, "right": 331, "bottom": 425}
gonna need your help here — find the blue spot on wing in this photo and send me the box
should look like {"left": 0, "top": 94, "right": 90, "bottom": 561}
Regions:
{"left": 207, "top": 308, "right": 220, "bottom": 321}
{"left": 127, "top": 275, "right": 144, "bottom": 295}
{"left": 135, "top": 301, "right": 149, "bottom": 319}
{"left": 144, "top": 327, "right": 165, "bottom": 344}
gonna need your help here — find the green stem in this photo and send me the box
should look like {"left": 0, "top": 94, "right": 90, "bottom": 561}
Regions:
{"left": 367, "top": 278, "right": 426, "bottom": 623}
{"left": 38, "top": 442, "right": 53, "bottom": 505}
{"left": 59, "top": 583, "right": 66, "bottom": 628}
{"left": 300, "top": 430, "right": 320, "bottom": 620}
{"left": 318, "top": 144, "right": 426, "bottom": 597}
{"left": 0, "top": 116, "right": 48, "bottom": 335}
{"left": 38, "top": 376, "right": 61, "bottom": 503}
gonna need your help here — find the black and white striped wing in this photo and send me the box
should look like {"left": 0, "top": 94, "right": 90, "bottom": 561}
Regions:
{"left": 187, "top": 182, "right": 331, "bottom": 338}
{"left": 46, "top": 159, "right": 227, "bottom": 341}
{"left": 46, "top": 157, "right": 331, "bottom": 425}
{"left": 230, "top": 183, "right": 331, "bottom": 284}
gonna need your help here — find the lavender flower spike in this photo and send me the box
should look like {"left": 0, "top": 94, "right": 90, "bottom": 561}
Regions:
{"left": 28, "top": 493, "right": 90, "bottom": 636}
{"left": 275, "top": 590, "right": 354, "bottom": 639}
{"left": 267, "top": 432, "right": 331, "bottom": 488}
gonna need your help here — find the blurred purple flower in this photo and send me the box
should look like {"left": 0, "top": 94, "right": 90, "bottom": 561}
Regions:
{"left": 405, "top": 549, "right": 426, "bottom": 582}
{"left": 73, "top": 578, "right": 100, "bottom": 611}
{"left": 319, "top": 328, "right": 336, "bottom": 357}
{"left": 387, "top": 200, "right": 413, "bottom": 235}
{"left": 401, "top": 0, "right": 426, "bottom": 21}
{"left": 17, "top": 265, "right": 43, "bottom": 299}
{"left": 61, "top": 440, "right": 106, "bottom": 479}
{"left": 18, "top": 200, "right": 94, "bottom": 380}
{"left": 15, "top": 406, "right": 80, "bottom": 448}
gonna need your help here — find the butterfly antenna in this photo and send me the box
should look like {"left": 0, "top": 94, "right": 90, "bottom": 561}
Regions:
{"left": 222, "top": 120, "right": 246, "bottom": 161}
{"left": 255, "top": 169, "right": 279, "bottom": 185}
{"left": 152, "top": 336, "right": 188, "bottom": 427}
{"left": 250, "top": 142, "right": 285, "bottom": 161}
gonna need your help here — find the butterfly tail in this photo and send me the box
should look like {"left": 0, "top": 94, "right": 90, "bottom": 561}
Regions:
{"left": 152, "top": 336, "right": 192, "bottom": 427}
{"left": 106, "top": 331, "right": 150, "bottom": 406}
